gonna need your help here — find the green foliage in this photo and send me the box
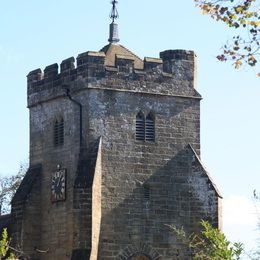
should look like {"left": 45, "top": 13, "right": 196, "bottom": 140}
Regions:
{"left": 197, "top": 221, "right": 243, "bottom": 259}
{"left": 169, "top": 220, "right": 244, "bottom": 259}
{"left": 0, "top": 228, "right": 16, "bottom": 259}
{"left": 195, "top": 0, "right": 260, "bottom": 73}
{"left": 0, "top": 228, "right": 8, "bottom": 257}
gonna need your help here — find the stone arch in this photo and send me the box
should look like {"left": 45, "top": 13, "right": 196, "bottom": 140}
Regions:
{"left": 128, "top": 253, "right": 152, "bottom": 260}
{"left": 117, "top": 243, "right": 161, "bottom": 260}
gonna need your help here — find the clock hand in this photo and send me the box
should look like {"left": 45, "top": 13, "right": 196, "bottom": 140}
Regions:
{"left": 57, "top": 176, "right": 62, "bottom": 187}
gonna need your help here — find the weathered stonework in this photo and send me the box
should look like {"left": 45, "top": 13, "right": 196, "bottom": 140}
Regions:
{"left": 10, "top": 43, "right": 222, "bottom": 260}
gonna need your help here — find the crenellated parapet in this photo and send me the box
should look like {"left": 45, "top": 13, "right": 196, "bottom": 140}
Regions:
{"left": 27, "top": 48, "right": 199, "bottom": 107}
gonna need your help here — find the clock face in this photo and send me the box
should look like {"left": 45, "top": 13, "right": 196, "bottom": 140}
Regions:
{"left": 51, "top": 169, "right": 66, "bottom": 202}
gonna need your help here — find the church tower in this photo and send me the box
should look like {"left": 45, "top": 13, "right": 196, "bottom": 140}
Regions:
{"left": 11, "top": 1, "right": 222, "bottom": 259}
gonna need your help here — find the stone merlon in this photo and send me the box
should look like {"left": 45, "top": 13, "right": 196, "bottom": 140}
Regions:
{"left": 27, "top": 44, "right": 199, "bottom": 107}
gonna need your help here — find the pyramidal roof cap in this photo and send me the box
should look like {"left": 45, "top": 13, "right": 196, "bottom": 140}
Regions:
{"left": 100, "top": 43, "right": 144, "bottom": 69}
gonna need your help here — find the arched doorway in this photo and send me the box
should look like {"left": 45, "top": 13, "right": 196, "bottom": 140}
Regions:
{"left": 129, "top": 254, "right": 151, "bottom": 260}
{"left": 118, "top": 243, "right": 160, "bottom": 260}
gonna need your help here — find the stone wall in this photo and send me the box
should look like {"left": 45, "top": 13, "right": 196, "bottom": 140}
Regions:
{"left": 11, "top": 165, "right": 42, "bottom": 260}
{"left": 26, "top": 49, "right": 198, "bottom": 109}
{"left": 84, "top": 88, "right": 220, "bottom": 258}
{"left": 90, "top": 139, "right": 102, "bottom": 259}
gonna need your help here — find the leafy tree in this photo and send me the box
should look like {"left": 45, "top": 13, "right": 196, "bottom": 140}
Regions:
{"left": 0, "top": 163, "right": 27, "bottom": 215}
{"left": 0, "top": 228, "right": 16, "bottom": 259}
{"left": 195, "top": 0, "right": 260, "bottom": 72}
{"left": 169, "top": 220, "right": 243, "bottom": 259}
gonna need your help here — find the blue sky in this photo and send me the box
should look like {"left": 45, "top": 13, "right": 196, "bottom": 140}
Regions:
{"left": 1, "top": 0, "right": 260, "bottom": 256}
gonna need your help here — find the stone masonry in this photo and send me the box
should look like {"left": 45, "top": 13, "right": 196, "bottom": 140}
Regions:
{"left": 10, "top": 43, "right": 222, "bottom": 260}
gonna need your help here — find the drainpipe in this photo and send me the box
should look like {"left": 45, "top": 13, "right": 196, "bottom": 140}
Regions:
{"left": 65, "top": 88, "right": 83, "bottom": 148}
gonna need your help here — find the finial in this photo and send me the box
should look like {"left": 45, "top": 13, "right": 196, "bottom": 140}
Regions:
{"left": 108, "top": 0, "right": 120, "bottom": 43}
{"left": 110, "top": 0, "right": 119, "bottom": 23}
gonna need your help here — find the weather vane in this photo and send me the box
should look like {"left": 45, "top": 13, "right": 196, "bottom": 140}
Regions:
{"left": 110, "top": 0, "right": 119, "bottom": 23}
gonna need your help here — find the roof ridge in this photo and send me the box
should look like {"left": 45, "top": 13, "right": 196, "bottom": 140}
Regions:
{"left": 118, "top": 44, "right": 143, "bottom": 62}
{"left": 188, "top": 144, "right": 222, "bottom": 198}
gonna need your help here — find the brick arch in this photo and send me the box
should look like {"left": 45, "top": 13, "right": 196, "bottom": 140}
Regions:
{"left": 117, "top": 243, "right": 161, "bottom": 260}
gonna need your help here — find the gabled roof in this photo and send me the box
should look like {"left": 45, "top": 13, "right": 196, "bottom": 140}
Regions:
{"left": 12, "top": 165, "right": 42, "bottom": 204}
{"left": 188, "top": 144, "right": 222, "bottom": 198}
{"left": 100, "top": 43, "right": 144, "bottom": 69}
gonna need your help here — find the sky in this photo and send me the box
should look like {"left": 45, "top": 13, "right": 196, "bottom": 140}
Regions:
{"left": 0, "top": 0, "right": 260, "bottom": 257}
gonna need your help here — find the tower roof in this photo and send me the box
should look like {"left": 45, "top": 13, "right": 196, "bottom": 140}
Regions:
{"left": 100, "top": 43, "right": 144, "bottom": 69}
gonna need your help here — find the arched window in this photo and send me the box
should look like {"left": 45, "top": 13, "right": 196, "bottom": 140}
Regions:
{"left": 145, "top": 113, "right": 155, "bottom": 142}
{"left": 54, "top": 118, "right": 64, "bottom": 146}
{"left": 136, "top": 112, "right": 145, "bottom": 141}
{"left": 135, "top": 111, "right": 155, "bottom": 142}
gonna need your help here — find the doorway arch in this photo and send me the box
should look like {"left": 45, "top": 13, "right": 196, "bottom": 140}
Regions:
{"left": 118, "top": 243, "right": 161, "bottom": 260}
{"left": 129, "top": 253, "right": 152, "bottom": 260}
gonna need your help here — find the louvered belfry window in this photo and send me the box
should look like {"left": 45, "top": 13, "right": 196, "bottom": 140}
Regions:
{"left": 145, "top": 113, "right": 155, "bottom": 141}
{"left": 54, "top": 118, "right": 64, "bottom": 146}
{"left": 136, "top": 112, "right": 145, "bottom": 141}
{"left": 144, "top": 185, "right": 150, "bottom": 201}
{"left": 136, "top": 111, "right": 155, "bottom": 142}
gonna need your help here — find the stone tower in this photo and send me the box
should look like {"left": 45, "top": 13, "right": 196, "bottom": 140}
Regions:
{"left": 10, "top": 2, "right": 222, "bottom": 259}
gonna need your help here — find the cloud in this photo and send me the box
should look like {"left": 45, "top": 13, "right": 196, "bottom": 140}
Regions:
{"left": 223, "top": 195, "right": 260, "bottom": 255}
{"left": 223, "top": 195, "right": 259, "bottom": 226}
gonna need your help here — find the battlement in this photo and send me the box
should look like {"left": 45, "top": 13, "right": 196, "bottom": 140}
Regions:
{"left": 27, "top": 48, "right": 198, "bottom": 107}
